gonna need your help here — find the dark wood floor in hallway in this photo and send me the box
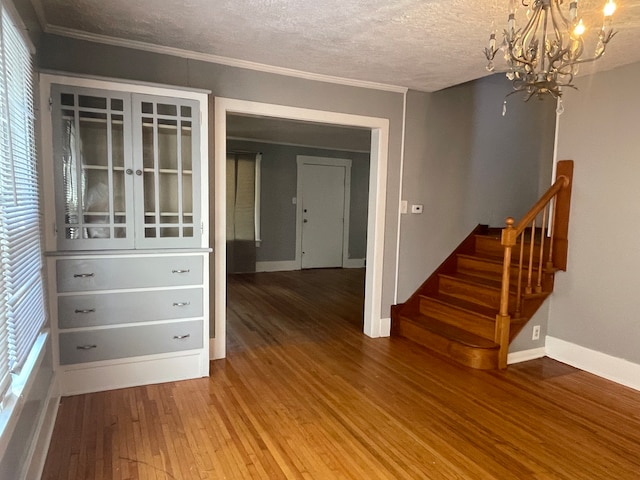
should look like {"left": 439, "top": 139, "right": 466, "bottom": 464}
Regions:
{"left": 42, "top": 268, "right": 640, "bottom": 479}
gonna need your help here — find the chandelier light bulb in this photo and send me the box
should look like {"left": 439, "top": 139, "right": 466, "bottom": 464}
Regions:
{"left": 604, "top": 0, "right": 617, "bottom": 17}
{"left": 573, "top": 19, "right": 586, "bottom": 36}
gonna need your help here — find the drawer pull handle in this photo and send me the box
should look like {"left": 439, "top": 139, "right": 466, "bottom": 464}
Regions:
{"left": 172, "top": 269, "right": 190, "bottom": 274}
{"left": 73, "top": 273, "right": 95, "bottom": 278}
{"left": 173, "top": 334, "right": 191, "bottom": 340}
{"left": 76, "top": 344, "right": 97, "bottom": 350}
{"left": 172, "top": 302, "right": 191, "bottom": 307}
{"left": 74, "top": 308, "right": 96, "bottom": 314}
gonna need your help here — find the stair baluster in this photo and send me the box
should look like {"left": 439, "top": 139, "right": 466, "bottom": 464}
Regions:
{"left": 496, "top": 160, "right": 574, "bottom": 368}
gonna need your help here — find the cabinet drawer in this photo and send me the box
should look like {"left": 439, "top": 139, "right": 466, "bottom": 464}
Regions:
{"left": 58, "top": 288, "right": 203, "bottom": 329}
{"left": 57, "top": 256, "right": 203, "bottom": 292}
{"left": 59, "top": 320, "right": 203, "bottom": 365}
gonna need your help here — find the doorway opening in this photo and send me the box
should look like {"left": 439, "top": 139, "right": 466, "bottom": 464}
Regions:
{"left": 212, "top": 98, "right": 389, "bottom": 359}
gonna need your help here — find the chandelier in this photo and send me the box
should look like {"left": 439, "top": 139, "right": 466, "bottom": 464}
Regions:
{"left": 485, "top": 0, "right": 617, "bottom": 100}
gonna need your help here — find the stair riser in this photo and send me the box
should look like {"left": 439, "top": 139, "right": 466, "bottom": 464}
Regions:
{"left": 393, "top": 317, "right": 499, "bottom": 370}
{"left": 419, "top": 297, "right": 496, "bottom": 341}
{"left": 457, "top": 256, "right": 542, "bottom": 282}
{"left": 438, "top": 276, "right": 515, "bottom": 311}
{"left": 474, "top": 236, "right": 544, "bottom": 260}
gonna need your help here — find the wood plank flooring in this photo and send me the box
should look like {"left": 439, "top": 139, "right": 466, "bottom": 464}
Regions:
{"left": 42, "top": 268, "right": 640, "bottom": 479}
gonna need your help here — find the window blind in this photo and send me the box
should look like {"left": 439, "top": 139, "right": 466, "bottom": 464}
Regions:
{"left": 0, "top": 2, "right": 45, "bottom": 402}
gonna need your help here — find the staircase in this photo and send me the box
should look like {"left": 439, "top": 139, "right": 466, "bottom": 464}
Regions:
{"left": 391, "top": 160, "right": 574, "bottom": 370}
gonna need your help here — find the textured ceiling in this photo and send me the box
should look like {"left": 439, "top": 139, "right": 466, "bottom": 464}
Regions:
{"left": 33, "top": 0, "right": 640, "bottom": 92}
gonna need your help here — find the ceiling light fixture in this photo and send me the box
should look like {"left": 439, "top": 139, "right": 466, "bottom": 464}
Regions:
{"left": 485, "top": 0, "right": 617, "bottom": 101}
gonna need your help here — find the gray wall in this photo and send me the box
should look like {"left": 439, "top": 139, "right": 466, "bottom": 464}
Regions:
{"left": 552, "top": 61, "right": 640, "bottom": 365}
{"left": 37, "top": 33, "right": 404, "bottom": 317}
{"left": 228, "top": 139, "right": 369, "bottom": 263}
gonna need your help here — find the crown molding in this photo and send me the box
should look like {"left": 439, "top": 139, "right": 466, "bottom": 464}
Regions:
{"left": 43, "top": 25, "right": 409, "bottom": 94}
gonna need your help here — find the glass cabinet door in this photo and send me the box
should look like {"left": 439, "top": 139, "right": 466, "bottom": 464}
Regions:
{"left": 132, "top": 94, "right": 201, "bottom": 248}
{"left": 52, "top": 85, "right": 135, "bottom": 250}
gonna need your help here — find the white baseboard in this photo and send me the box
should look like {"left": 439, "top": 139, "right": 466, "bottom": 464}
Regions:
{"left": 255, "top": 259, "right": 365, "bottom": 272}
{"left": 343, "top": 258, "right": 365, "bottom": 268}
{"left": 59, "top": 352, "right": 208, "bottom": 396}
{"left": 210, "top": 337, "right": 224, "bottom": 360}
{"left": 255, "top": 260, "right": 299, "bottom": 272}
{"left": 507, "top": 347, "right": 546, "bottom": 365}
{"left": 546, "top": 336, "right": 640, "bottom": 392}
{"left": 379, "top": 317, "right": 391, "bottom": 337}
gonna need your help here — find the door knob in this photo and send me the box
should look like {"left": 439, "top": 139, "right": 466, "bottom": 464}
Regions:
{"left": 303, "top": 219, "right": 308, "bottom": 223}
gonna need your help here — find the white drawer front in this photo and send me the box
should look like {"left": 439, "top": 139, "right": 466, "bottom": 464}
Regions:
{"left": 56, "top": 256, "right": 203, "bottom": 292}
{"left": 58, "top": 288, "right": 203, "bottom": 329}
{"left": 59, "top": 320, "right": 203, "bottom": 365}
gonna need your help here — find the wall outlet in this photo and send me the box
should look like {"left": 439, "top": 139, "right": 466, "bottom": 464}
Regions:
{"left": 532, "top": 325, "right": 541, "bottom": 341}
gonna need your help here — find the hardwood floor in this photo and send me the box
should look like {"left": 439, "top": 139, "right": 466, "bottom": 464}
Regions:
{"left": 42, "top": 268, "right": 640, "bottom": 479}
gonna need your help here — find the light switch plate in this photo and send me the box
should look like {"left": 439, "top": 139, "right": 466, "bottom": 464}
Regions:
{"left": 411, "top": 204, "right": 423, "bottom": 214}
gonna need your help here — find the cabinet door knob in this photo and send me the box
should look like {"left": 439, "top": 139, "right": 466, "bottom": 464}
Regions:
{"left": 135, "top": 169, "right": 143, "bottom": 176}
{"left": 74, "top": 308, "right": 96, "bottom": 314}
{"left": 173, "top": 334, "right": 191, "bottom": 340}
{"left": 76, "top": 344, "right": 97, "bottom": 350}
{"left": 126, "top": 168, "right": 133, "bottom": 175}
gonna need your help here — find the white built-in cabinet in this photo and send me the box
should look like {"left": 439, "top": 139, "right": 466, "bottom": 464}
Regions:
{"left": 40, "top": 74, "right": 210, "bottom": 395}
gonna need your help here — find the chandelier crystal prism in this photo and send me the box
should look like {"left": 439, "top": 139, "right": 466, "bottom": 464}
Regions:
{"left": 485, "top": 0, "right": 617, "bottom": 100}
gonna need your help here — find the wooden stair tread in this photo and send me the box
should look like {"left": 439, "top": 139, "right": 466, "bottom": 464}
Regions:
{"left": 439, "top": 271, "right": 553, "bottom": 300}
{"left": 397, "top": 313, "right": 499, "bottom": 350}
{"left": 420, "top": 293, "right": 497, "bottom": 320}
{"left": 459, "top": 252, "right": 543, "bottom": 268}
{"left": 439, "top": 272, "right": 502, "bottom": 290}
{"left": 475, "top": 230, "right": 546, "bottom": 243}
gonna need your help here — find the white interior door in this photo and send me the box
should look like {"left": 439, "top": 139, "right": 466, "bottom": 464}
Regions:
{"left": 301, "top": 163, "right": 346, "bottom": 269}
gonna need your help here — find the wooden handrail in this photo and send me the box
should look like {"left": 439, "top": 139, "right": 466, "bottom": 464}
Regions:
{"left": 511, "top": 174, "right": 570, "bottom": 238}
{"left": 495, "top": 160, "right": 574, "bottom": 369}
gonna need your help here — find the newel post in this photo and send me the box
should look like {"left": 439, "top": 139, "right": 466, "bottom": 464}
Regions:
{"left": 496, "top": 217, "right": 517, "bottom": 369}
{"left": 551, "top": 160, "right": 574, "bottom": 271}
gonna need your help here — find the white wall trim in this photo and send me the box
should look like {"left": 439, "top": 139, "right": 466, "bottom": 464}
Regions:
{"left": 255, "top": 261, "right": 299, "bottom": 273}
{"left": 507, "top": 347, "right": 546, "bottom": 365}
{"left": 59, "top": 351, "right": 207, "bottom": 395}
{"left": 343, "top": 258, "right": 366, "bottom": 269}
{"left": 393, "top": 90, "right": 408, "bottom": 305}
{"left": 214, "top": 98, "right": 389, "bottom": 360}
{"left": 546, "top": 336, "right": 640, "bottom": 392}
{"left": 295, "top": 156, "right": 352, "bottom": 270}
{"left": 378, "top": 318, "right": 391, "bottom": 337}
{"left": 43, "top": 25, "right": 409, "bottom": 94}
{"left": 21, "top": 377, "right": 60, "bottom": 480}
{"left": 255, "top": 259, "right": 364, "bottom": 272}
